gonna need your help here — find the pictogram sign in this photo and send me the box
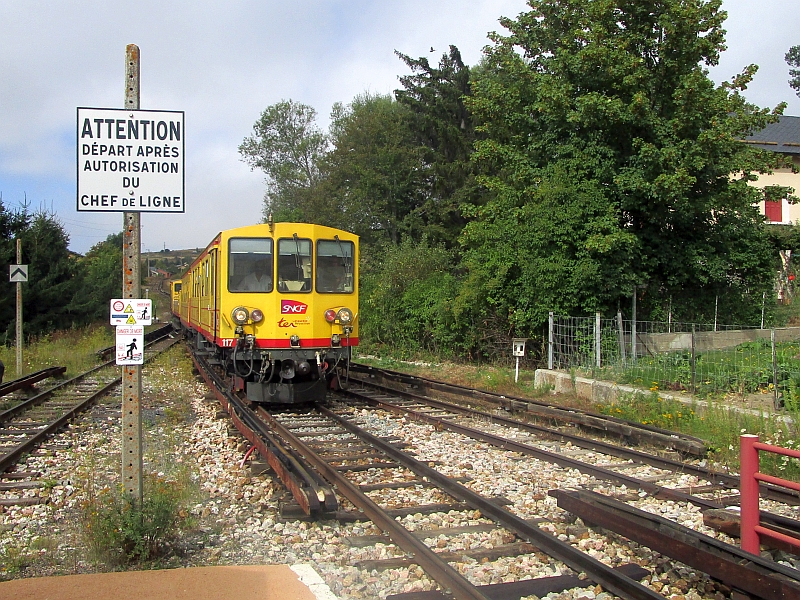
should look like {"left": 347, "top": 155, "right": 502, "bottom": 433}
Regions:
{"left": 110, "top": 298, "right": 152, "bottom": 326}
{"left": 115, "top": 325, "right": 144, "bottom": 365}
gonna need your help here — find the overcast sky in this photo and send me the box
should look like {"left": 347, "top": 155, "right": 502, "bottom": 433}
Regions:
{"left": 1, "top": 0, "right": 799, "bottom": 255}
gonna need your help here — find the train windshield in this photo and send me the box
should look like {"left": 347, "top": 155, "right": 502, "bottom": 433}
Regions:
{"left": 316, "top": 238, "right": 354, "bottom": 293}
{"left": 277, "top": 236, "right": 312, "bottom": 293}
{"left": 228, "top": 238, "right": 273, "bottom": 293}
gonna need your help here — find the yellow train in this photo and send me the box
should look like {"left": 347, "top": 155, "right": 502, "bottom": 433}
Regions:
{"left": 172, "top": 221, "right": 358, "bottom": 403}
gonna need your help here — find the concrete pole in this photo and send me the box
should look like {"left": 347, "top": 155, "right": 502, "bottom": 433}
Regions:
{"left": 122, "top": 44, "right": 143, "bottom": 504}
{"left": 15, "top": 239, "right": 22, "bottom": 376}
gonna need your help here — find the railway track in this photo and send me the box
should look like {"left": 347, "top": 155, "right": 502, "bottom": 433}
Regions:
{"left": 348, "top": 362, "right": 709, "bottom": 456}
{"left": 191, "top": 350, "right": 800, "bottom": 600}
{"left": 0, "top": 326, "right": 179, "bottom": 506}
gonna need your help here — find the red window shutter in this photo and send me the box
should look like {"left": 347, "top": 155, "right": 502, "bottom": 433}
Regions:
{"left": 765, "top": 200, "right": 782, "bottom": 222}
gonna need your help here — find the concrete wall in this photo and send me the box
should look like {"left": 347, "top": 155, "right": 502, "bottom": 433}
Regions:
{"left": 635, "top": 326, "right": 800, "bottom": 354}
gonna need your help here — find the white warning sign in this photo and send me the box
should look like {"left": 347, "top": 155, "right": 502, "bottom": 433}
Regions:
{"left": 77, "top": 107, "right": 185, "bottom": 213}
{"left": 116, "top": 325, "right": 144, "bottom": 365}
{"left": 110, "top": 298, "right": 152, "bottom": 326}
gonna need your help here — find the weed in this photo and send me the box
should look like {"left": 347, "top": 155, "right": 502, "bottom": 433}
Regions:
{"left": 0, "top": 544, "right": 29, "bottom": 579}
{"left": 80, "top": 472, "right": 195, "bottom": 566}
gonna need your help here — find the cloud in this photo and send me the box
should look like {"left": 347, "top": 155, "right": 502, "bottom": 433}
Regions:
{"left": 1, "top": 0, "right": 798, "bottom": 253}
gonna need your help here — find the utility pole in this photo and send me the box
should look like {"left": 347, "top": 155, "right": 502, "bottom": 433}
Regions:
{"left": 122, "top": 44, "right": 143, "bottom": 504}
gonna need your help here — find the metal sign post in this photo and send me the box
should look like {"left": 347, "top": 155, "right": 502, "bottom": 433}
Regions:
{"left": 122, "top": 44, "right": 143, "bottom": 504}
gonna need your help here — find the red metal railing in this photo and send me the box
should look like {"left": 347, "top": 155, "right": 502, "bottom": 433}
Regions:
{"left": 740, "top": 434, "right": 800, "bottom": 554}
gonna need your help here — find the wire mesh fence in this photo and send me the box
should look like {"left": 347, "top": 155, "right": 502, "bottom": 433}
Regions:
{"left": 548, "top": 313, "right": 800, "bottom": 410}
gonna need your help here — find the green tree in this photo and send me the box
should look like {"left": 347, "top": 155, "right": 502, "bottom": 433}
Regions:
{"left": 325, "top": 93, "right": 425, "bottom": 243}
{"left": 239, "top": 100, "right": 329, "bottom": 222}
{"left": 395, "top": 46, "right": 478, "bottom": 247}
{"left": 11, "top": 210, "right": 84, "bottom": 338}
{"left": 464, "top": 0, "right": 787, "bottom": 331}
{"left": 787, "top": 45, "right": 800, "bottom": 97}
{"left": 0, "top": 200, "right": 29, "bottom": 343}
{"left": 70, "top": 232, "right": 124, "bottom": 322}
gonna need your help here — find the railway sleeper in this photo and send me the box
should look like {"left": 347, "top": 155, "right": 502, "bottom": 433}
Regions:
{"left": 386, "top": 563, "right": 650, "bottom": 600}
{"left": 355, "top": 541, "right": 539, "bottom": 571}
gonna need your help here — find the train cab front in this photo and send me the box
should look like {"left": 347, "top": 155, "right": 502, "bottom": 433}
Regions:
{"left": 221, "top": 224, "right": 358, "bottom": 405}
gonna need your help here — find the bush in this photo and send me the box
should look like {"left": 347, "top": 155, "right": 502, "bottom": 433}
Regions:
{"left": 81, "top": 473, "right": 194, "bottom": 566}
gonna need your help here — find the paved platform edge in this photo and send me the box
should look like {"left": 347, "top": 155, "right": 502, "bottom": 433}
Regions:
{"left": 291, "top": 563, "right": 339, "bottom": 600}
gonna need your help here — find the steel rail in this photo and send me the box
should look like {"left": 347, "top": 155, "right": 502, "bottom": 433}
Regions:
{"left": 347, "top": 387, "right": 800, "bottom": 541}
{"left": 313, "top": 404, "right": 663, "bottom": 600}
{"left": 354, "top": 379, "right": 800, "bottom": 506}
{"left": 0, "top": 367, "right": 66, "bottom": 398}
{"left": 191, "top": 352, "right": 337, "bottom": 515}
{"left": 256, "top": 404, "right": 494, "bottom": 600}
{"left": 0, "top": 328, "right": 177, "bottom": 425}
{"left": 0, "top": 335, "right": 180, "bottom": 474}
{"left": 551, "top": 488, "right": 800, "bottom": 600}
{"left": 0, "top": 378, "right": 120, "bottom": 473}
{"left": 350, "top": 363, "right": 707, "bottom": 455}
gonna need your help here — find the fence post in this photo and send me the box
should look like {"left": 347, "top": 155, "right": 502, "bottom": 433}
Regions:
{"left": 631, "top": 287, "right": 637, "bottom": 363}
{"left": 548, "top": 312, "right": 554, "bottom": 370}
{"left": 740, "top": 434, "right": 761, "bottom": 555}
{"left": 691, "top": 324, "right": 696, "bottom": 393}
{"left": 772, "top": 329, "right": 779, "bottom": 409}
{"left": 595, "top": 312, "right": 601, "bottom": 369}
{"left": 617, "top": 312, "right": 626, "bottom": 364}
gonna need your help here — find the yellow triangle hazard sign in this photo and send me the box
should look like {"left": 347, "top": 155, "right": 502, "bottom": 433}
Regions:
{"left": 124, "top": 304, "right": 134, "bottom": 313}
{"left": 126, "top": 315, "right": 137, "bottom": 324}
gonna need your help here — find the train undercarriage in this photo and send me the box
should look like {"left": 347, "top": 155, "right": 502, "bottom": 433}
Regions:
{"left": 187, "top": 327, "right": 350, "bottom": 404}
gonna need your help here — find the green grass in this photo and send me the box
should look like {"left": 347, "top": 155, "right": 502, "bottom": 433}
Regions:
{"left": 598, "top": 391, "right": 800, "bottom": 478}
{"left": 0, "top": 324, "right": 114, "bottom": 379}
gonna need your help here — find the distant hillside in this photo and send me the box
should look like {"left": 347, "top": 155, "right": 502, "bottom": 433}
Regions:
{"left": 142, "top": 248, "right": 201, "bottom": 277}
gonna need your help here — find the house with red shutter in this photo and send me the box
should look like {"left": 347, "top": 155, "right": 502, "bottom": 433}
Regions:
{"left": 743, "top": 115, "right": 800, "bottom": 223}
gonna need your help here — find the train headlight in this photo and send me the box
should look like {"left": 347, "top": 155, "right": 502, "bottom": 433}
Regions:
{"left": 232, "top": 306, "right": 249, "bottom": 325}
{"left": 337, "top": 308, "right": 353, "bottom": 325}
{"left": 250, "top": 309, "right": 264, "bottom": 323}
{"left": 324, "top": 309, "right": 337, "bottom": 323}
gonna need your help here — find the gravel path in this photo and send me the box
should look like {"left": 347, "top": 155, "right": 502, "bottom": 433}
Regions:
{"left": 1, "top": 346, "right": 797, "bottom": 599}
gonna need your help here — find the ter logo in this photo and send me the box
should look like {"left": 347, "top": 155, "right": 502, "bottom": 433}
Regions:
{"left": 281, "top": 300, "right": 308, "bottom": 314}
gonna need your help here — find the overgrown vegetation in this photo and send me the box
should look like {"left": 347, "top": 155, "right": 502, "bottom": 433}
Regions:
{"left": 74, "top": 346, "right": 202, "bottom": 567}
{"left": 598, "top": 391, "right": 800, "bottom": 479}
{"left": 80, "top": 472, "right": 196, "bottom": 566}
{"left": 0, "top": 324, "right": 113, "bottom": 380}
{"left": 240, "top": 0, "right": 796, "bottom": 362}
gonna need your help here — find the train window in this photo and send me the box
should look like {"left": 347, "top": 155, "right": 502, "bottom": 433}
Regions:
{"left": 228, "top": 238, "right": 273, "bottom": 293}
{"left": 277, "top": 236, "right": 312, "bottom": 293}
{"left": 316, "top": 238, "right": 354, "bottom": 293}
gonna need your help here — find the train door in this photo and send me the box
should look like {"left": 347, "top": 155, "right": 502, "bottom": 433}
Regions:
{"left": 200, "top": 255, "right": 213, "bottom": 332}
{"left": 211, "top": 249, "right": 219, "bottom": 342}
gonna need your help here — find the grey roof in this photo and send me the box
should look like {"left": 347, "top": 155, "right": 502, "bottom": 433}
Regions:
{"left": 744, "top": 115, "right": 800, "bottom": 154}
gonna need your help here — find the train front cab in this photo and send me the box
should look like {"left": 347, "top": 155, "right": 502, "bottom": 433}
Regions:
{"left": 170, "top": 280, "right": 182, "bottom": 318}
{"left": 218, "top": 223, "right": 358, "bottom": 404}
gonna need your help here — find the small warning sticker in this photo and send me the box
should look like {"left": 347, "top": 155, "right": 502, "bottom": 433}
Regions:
{"left": 110, "top": 298, "right": 152, "bottom": 326}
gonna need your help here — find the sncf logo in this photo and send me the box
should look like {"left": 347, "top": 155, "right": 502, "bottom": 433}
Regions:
{"left": 281, "top": 300, "right": 308, "bottom": 314}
